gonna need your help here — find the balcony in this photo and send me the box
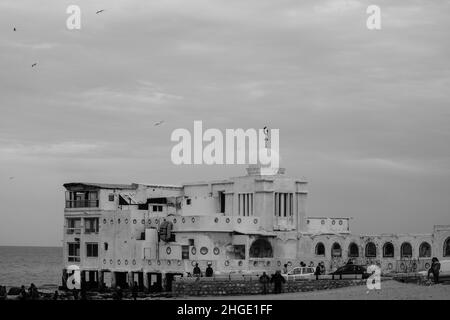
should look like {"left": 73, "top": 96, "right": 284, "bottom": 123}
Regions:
{"left": 66, "top": 228, "right": 81, "bottom": 235}
{"left": 65, "top": 200, "right": 99, "bottom": 208}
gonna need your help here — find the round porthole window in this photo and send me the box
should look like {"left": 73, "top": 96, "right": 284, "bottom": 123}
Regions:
{"left": 200, "top": 247, "right": 208, "bottom": 255}
{"left": 191, "top": 217, "right": 195, "bottom": 223}
{"left": 339, "top": 220, "right": 343, "bottom": 225}
{"left": 117, "top": 260, "right": 121, "bottom": 265}
{"left": 167, "top": 260, "right": 171, "bottom": 265}
{"left": 110, "top": 259, "right": 113, "bottom": 264}
{"left": 155, "top": 219, "right": 159, "bottom": 224}
{"left": 182, "top": 218, "right": 186, "bottom": 223}
{"left": 225, "top": 260, "right": 230, "bottom": 266}
{"left": 226, "top": 218, "right": 230, "bottom": 223}
{"left": 141, "top": 219, "right": 145, "bottom": 224}
{"left": 191, "top": 247, "right": 197, "bottom": 255}
{"left": 110, "top": 219, "right": 114, "bottom": 224}
{"left": 238, "top": 261, "right": 243, "bottom": 266}
{"left": 132, "top": 260, "right": 136, "bottom": 265}
{"left": 103, "top": 219, "right": 107, "bottom": 224}
{"left": 166, "top": 247, "right": 172, "bottom": 255}
{"left": 214, "top": 217, "right": 219, "bottom": 223}
{"left": 125, "top": 260, "right": 128, "bottom": 265}
{"left": 253, "top": 218, "right": 258, "bottom": 224}
{"left": 332, "top": 220, "right": 336, "bottom": 225}
{"left": 133, "top": 219, "right": 137, "bottom": 224}
{"left": 237, "top": 218, "right": 242, "bottom": 224}
{"left": 213, "top": 247, "right": 220, "bottom": 255}
{"left": 321, "top": 220, "right": 325, "bottom": 225}
{"left": 191, "top": 261, "right": 197, "bottom": 267}
{"left": 148, "top": 219, "right": 152, "bottom": 224}
{"left": 173, "top": 218, "right": 177, "bottom": 224}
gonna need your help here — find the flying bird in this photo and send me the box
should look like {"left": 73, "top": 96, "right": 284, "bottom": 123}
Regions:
{"left": 154, "top": 120, "right": 165, "bottom": 126}
{"left": 96, "top": 9, "right": 105, "bottom": 14}
{"left": 31, "top": 63, "right": 37, "bottom": 67}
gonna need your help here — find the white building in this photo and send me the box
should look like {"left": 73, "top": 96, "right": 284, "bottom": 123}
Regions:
{"left": 62, "top": 166, "right": 450, "bottom": 291}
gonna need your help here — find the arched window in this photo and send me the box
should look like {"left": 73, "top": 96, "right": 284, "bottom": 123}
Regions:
{"left": 315, "top": 242, "right": 325, "bottom": 256}
{"left": 348, "top": 243, "right": 359, "bottom": 257}
{"left": 365, "top": 242, "right": 377, "bottom": 257}
{"left": 419, "top": 242, "right": 431, "bottom": 258}
{"left": 249, "top": 238, "right": 273, "bottom": 258}
{"left": 401, "top": 242, "right": 413, "bottom": 258}
{"left": 444, "top": 237, "right": 450, "bottom": 257}
{"left": 331, "top": 242, "right": 342, "bottom": 258}
{"left": 383, "top": 242, "right": 394, "bottom": 258}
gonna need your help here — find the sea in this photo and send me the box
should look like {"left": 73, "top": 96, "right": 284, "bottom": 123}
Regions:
{"left": 0, "top": 246, "right": 62, "bottom": 290}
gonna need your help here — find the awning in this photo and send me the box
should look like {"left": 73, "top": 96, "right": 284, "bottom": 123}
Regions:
{"left": 119, "top": 193, "right": 143, "bottom": 205}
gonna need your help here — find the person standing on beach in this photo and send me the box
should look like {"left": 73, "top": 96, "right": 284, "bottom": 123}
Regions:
{"left": 431, "top": 257, "right": 441, "bottom": 284}
{"left": 259, "top": 272, "right": 270, "bottom": 294}
{"left": 205, "top": 263, "right": 214, "bottom": 277}
{"left": 193, "top": 263, "right": 201, "bottom": 277}
{"left": 271, "top": 270, "right": 285, "bottom": 294}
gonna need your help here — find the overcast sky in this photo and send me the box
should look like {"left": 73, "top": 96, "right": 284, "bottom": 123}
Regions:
{"left": 0, "top": 0, "right": 449, "bottom": 246}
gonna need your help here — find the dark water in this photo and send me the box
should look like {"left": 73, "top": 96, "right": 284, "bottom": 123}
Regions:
{"left": 0, "top": 246, "right": 62, "bottom": 289}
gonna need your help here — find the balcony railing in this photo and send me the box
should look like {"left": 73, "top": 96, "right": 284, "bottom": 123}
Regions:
{"left": 65, "top": 200, "right": 99, "bottom": 208}
{"left": 68, "top": 256, "right": 80, "bottom": 262}
{"left": 66, "top": 228, "right": 81, "bottom": 235}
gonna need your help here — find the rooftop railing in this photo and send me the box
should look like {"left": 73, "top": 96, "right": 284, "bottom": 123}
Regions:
{"left": 65, "top": 200, "right": 99, "bottom": 208}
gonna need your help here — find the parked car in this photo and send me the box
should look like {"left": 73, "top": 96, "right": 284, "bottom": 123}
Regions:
{"left": 282, "top": 267, "right": 315, "bottom": 280}
{"left": 418, "top": 260, "right": 450, "bottom": 280}
{"left": 329, "top": 264, "right": 370, "bottom": 279}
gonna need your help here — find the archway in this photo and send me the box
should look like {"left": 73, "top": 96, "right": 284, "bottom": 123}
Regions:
{"left": 315, "top": 242, "right": 325, "bottom": 256}
{"left": 444, "top": 237, "right": 450, "bottom": 257}
{"left": 249, "top": 238, "right": 273, "bottom": 258}
{"left": 331, "top": 242, "right": 342, "bottom": 258}
{"left": 348, "top": 243, "right": 359, "bottom": 258}
{"left": 365, "top": 242, "right": 377, "bottom": 257}
{"left": 401, "top": 242, "right": 413, "bottom": 258}
{"left": 419, "top": 242, "right": 431, "bottom": 258}
{"left": 383, "top": 242, "right": 394, "bottom": 257}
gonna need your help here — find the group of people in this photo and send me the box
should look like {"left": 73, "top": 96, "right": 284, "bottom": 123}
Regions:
{"left": 192, "top": 263, "right": 214, "bottom": 277}
{"left": 429, "top": 257, "right": 441, "bottom": 283}
{"left": 259, "top": 271, "right": 286, "bottom": 294}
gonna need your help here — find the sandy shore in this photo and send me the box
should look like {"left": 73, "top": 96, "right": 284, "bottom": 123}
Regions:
{"left": 173, "top": 280, "right": 450, "bottom": 300}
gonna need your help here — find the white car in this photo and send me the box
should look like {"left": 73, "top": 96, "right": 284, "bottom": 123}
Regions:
{"left": 282, "top": 267, "right": 315, "bottom": 280}
{"left": 418, "top": 260, "right": 450, "bottom": 280}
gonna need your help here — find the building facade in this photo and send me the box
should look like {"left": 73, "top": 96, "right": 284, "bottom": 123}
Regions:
{"left": 62, "top": 166, "right": 450, "bottom": 291}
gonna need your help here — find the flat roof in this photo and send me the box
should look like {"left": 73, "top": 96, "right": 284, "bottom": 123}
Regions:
{"left": 63, "top": 182, "right": 136, "bottom": 190}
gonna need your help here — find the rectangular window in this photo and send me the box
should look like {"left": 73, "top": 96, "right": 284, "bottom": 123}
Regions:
{"left": 218, "top": 191, "right": 226, "bottom": 213}
{"left": 274, "top": 193, "right": 293, "bottom": 217}
{"left": 86, "top": 243, "right": 98, "bottom": 257}
{"left": 65, "top": 191, "right": 99, "bottom": 208}
{"left": 84, "top": 218, "right": 99, "bottom": 234}
{"left": 68, "top": 242, "right": 80, "bottom": 262}
{"left": 108, "top": 194, "right": 115, "bottom": 201}
{"left": 182, "top": 245, "right": 189, "bottom": 260}
{"left": 152, "top": 205, "right": 163, "bottom": 212}
{"left": 238, "top": 193, "right": 253, "bottom": 216}
{"left": 67, "top": 218, "right": 81, "bottom": 234}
